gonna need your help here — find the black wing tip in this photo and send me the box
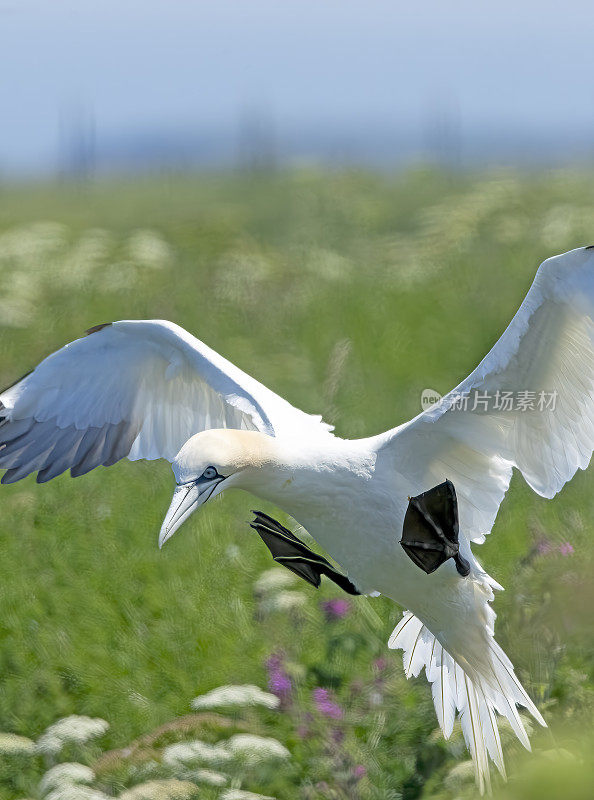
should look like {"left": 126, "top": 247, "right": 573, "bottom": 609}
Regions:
{"left": 85, "top": 322, "right": 112, "bottom": 336}
{"left": 585, "top": 245, "right": 594, "bottom": 250}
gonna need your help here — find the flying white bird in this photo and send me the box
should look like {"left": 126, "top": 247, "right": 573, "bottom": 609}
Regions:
{"left": 2, "top": 246, "right": 593, "bottom": 790}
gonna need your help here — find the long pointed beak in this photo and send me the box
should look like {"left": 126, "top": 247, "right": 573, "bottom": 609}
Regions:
{"left": 159, "top": 477, "right": 223, "bottom": 549}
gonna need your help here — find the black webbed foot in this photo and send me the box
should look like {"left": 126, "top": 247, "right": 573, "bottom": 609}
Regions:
{"left": 250, "top": 510, "right": 361, "bottom": 596}
{"left": 400, "top": 480, "right": 470, "bottom": 577}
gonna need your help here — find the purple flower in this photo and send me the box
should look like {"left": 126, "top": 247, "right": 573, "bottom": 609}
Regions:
{"left": 536, "top": 539, "right": 553, "bottom": 555}
{"left": 270, "top": 671, "right": 292, "bottom": 696}
{"left": 265, "top": 652, "right": 292, "bottom": 704}
{"left": 559, "top": 542, "right": 574, "bottom": 556}
{"left": 320, "top": 598, "right": 351, "bottom": 620}
{"left": 353, "top": 765, "right": 367, "bottom": 780}
{"left": 313, "top": 687, "right": 343, "bottom": 719}
{"left": 373, "top": 657, "right": 387, "bottom": 672}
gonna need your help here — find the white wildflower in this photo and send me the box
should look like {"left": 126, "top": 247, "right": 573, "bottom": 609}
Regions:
{"left": 541, "top": 204, "right": 578, "bottom": 248}
{"left": 0, "top": 732, "right": 36, "bottom": 755}
{"left": 127, "top": 230, "right": 172, "bottom": 269}
{"left": 162, "top": 740, "right": 231, "bottom": 767}
{"left": 39, "top": 762, "right": 94, "bottom": 795}
{"left": 127, "top": 759, "right": 162, "bottom": 781}
{"left": 259, "top": 590, "right": 307, "bottom": 614}
{"left": 119, "top": 779, "right": 198, "bottom": 800}
{"left": 57, "top": 231, "right": 112, "bottom": 288}
{"left": 305, "top": 248, "right": 352, "bottom": 281}
{"left": 254, "top": 568, "right": 296, "bottom": 595}
{"left": 225, "top": 543, "right": 241, "bottom": 562}
{"left": 45, "top": 788, "right": 109, "bottom": 800}
{"left": 0, "top": 296, "right": 35, "bottom": 328}
{"left": 184, "top": 768, "right": 227, "bottom": 786}
{"left": 0, "top": 222, "right": 68, "bottom": 264}
{"left": 220, "top": 790, "right": 276, "bottom": 800}
{"left": 191, "top": 684, "right": 280, "bottom": 711}
{"left": 36, "top": 715, "right": 109, "bottom": 756}
{"left": 214, "top": 251, "right": 275, "bottom": 304}
{"left": 225, "top": 734, "right": 290, "bottom": 765}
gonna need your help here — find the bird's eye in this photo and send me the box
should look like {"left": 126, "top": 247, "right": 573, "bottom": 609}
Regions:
{"left": 203, "top": 466, "right": 218, "bottom": 480}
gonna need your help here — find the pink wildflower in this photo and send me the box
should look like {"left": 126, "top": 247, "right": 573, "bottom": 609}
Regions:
{"left": 265, "top": 652, "right": 292, "bottom": 704}
{"left": 320, "top": 598, "right": 351, "bottom": 620}
{"left": 313, "top": 687, "right": 343, "bottom": 719}
{"left": 536, "top": 539, "right": 553, "bottom": 555}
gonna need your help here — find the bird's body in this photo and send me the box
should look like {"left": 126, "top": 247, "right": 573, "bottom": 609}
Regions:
{"left": 237, "top": 429, "right": 533, "bottom": 747}
{"left": 248, "top": 433, "right": 421, "bottom": 602}
{"left": 3, "top": 246, "right": 594, "bottom": 791}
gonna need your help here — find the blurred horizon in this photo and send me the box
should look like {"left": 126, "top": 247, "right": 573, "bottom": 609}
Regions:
{"left": 2, "top": 1, "right": 594, "bottom": 179}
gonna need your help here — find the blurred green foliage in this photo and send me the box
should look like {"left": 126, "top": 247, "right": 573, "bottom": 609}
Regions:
{"left": 0, "top": 168, "right": 592, "bottom": 799}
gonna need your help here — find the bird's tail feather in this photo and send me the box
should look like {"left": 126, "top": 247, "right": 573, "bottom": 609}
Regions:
{"left": 388, "top": 611, "right": 545, "bottom": 794}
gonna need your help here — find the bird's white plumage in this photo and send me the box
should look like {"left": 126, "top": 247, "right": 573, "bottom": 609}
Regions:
{"left": 2, "top": 247, "right": 594, "bottom": 791}
{"left": 376, "top": 248, "right": 594, "bottom": 791}
{"left": 385, "top": 246, "right": 594, "bottom": 543}
{"left": 0, "top": 320, "right": 331, "bottom": 482}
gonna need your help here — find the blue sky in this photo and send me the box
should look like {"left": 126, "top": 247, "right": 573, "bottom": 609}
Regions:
{"left": 1, "top": 1, "right": 593, "bottom": 172}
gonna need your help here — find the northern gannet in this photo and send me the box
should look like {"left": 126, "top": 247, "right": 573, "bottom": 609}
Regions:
{"left": 2, "top": 246, "right": 593, "bottom": 790}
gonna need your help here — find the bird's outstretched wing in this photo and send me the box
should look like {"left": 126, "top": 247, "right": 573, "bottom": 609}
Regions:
{"left": 386, "top": 246, "right": 594, "bottom": 543}
{"left": 0, "top": 320, "right": 331, "bottom": 484}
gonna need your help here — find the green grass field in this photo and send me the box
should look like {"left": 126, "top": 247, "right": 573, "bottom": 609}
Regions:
{"left": 0, "top": 168, "right": 593, "bottom": 799}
